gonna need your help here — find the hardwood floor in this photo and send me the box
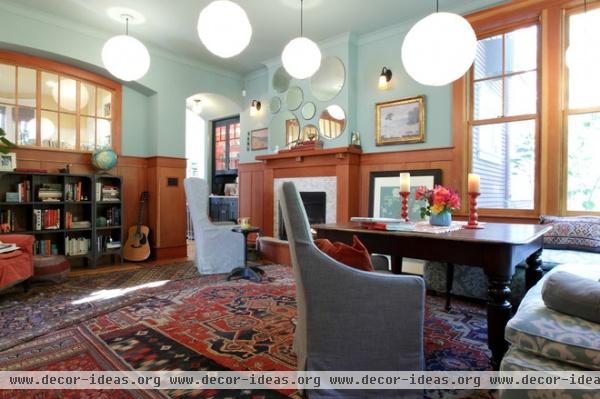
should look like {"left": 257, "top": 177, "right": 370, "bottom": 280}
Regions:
{"left": 69, "top": 243, "right": 194, "bottom": 277}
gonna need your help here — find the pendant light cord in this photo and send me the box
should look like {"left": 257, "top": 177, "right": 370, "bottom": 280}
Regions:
{"left": 125, "top": 16, "right": 129, "bottom": 35}
{"left": 436, "top": 0, "right": 439, "bottom": 13}
{"left": 300, "top": 0, "right": 304, "bottom": 37}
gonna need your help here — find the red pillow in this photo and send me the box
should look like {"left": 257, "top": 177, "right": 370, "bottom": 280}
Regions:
{"left": 314, "top": 235, "right": 374, "bottom": 272}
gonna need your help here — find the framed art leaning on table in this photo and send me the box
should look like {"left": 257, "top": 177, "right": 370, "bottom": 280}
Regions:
{"left": 369, "top": 169, "right": 442, "bottom": 222}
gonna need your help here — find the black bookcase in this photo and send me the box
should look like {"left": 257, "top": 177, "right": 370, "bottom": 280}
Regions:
{"left": 0, "top": 171, "right": 123, "bottom": 268}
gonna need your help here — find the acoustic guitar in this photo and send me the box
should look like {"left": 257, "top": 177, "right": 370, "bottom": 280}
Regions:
{"left": 123, "top": 192, "right": 151, "bottom": 262}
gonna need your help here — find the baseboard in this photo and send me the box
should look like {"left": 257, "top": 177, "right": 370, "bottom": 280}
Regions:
{"left": 260, "top": 237, "right": 291, "bottom": 266}
{"left": 153, "top": 245, "right": 188, "bottom": 260}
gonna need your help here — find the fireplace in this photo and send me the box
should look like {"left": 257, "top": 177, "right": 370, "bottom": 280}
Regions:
{"left": 278, "top": 191, "right": 326, "bottom": 240}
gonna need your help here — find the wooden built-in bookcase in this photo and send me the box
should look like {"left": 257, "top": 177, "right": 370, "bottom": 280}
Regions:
{"left": 0, "top": 171, "right": 123, "bottom": 268}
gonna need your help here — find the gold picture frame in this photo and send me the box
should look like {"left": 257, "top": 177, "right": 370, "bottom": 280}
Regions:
{"left": 375, "top": 95, "right": 425, "bottom": 145}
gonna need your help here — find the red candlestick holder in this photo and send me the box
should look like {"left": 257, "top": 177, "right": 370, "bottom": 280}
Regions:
{"left": 465, "top": 192, "right": 484, "bottom": 229}
{"left": 400, "top": 191, "right": 410, "bottom": 221}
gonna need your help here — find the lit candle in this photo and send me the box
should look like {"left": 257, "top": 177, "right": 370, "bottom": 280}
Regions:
{"left": 468, "top": 173, "right": 480, "bottom": 193}
{"left": 400, "top": 173, "right": 411, "bottom": 193}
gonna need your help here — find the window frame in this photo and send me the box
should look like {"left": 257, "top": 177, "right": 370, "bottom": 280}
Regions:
{"left": 562, "top": 3, "right": 600, "bottom": 216}
{"left": 466, "top": 20, "right": 543, "bottom": 217}
{"left": 0, "top": 50, "right": 122, "bottom": 154}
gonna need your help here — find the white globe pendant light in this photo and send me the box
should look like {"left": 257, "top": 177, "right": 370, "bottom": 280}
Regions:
{"left": 401, "top": 1, "right": 476, "bottom": 86}
{"left": 197, "top": 0, "right": 252, "bottom": 58}
{"left": 102, "top": 15, "right": 150, "bottom": 81}
{"left": 281, "top": 0, "right": 321, "bottom": 79}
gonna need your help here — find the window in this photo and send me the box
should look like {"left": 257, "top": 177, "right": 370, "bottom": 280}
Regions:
{"left": 0, "top": 52, "right": 120, "bottom": 153}
{"left": 469, "top": 25, "right": 539, "bottom": 210}
{"left": 213, "top": 117, "right": 240, "bottom": 175}
{"left": 565, "top": 7, "right": 600, "bottom": 212}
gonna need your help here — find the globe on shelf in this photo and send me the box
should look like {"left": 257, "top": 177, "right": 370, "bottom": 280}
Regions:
{"left": 91, "top": 147, "right": 118, "bottom": 172}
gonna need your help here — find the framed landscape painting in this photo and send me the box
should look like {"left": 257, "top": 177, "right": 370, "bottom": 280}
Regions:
{"left": 250, "top": 128, "right": 268, "bottom": 151}
{"left": 375, "top": 95, "right": 425, "bottom": 145}
{"left": 368, "top": 169, "right": 442, "bottom": 221}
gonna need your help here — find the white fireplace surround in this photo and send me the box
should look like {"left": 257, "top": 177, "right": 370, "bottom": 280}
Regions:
{"left": 273, "top": 176, "right": 337, "bottom": 239}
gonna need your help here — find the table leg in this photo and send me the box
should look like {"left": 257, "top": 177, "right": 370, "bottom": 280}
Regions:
{"left": 525, "top": 249, "right": 543, "bottom": 290}
{"left": 446, "top": 263, "right": 455, "bottom": 311}
{"left": 487, "top": 278, "right": 512, "bottom": 370}
{"left": 391, "top": 256, "right": 403, "bottom": 274}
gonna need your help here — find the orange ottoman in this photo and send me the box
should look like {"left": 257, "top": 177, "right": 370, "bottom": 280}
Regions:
{"left": 0, "top": 235, "right": 34, "bottom": 292}
{"left": 32, "top": 255, "right": 70, "bottom": 283}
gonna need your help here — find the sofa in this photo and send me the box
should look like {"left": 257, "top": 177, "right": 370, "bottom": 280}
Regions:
{"left": 424, "top": 216, "right": 600, "bottom": 305}
{"left": 0, "top": 235, "right": 34, "bottom": 292}
{"left": 499, "top": 263, "right": 600, "bottom": 399}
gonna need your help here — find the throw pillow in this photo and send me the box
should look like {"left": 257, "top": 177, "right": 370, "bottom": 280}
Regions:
{"left": 314, "top": 235, "right": 374, "bottom": 272}
{"left": 542, "top": 271, "right": 600, "bottom": 323}
{"left": 540, "top": 215, "right": 600, "bottom": 253}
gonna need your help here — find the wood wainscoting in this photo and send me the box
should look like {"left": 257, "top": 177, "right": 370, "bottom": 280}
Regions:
{"left": 238, "top": 144, "right": 536, "bottom": 241}
{"left": 11, "top": 148, "right": 187, "bottom": 260}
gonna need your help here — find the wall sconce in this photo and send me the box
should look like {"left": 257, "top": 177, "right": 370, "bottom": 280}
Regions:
{"left": 192, "top": 99, "right": 203, "bottom": 114}
{"left": 250, "top": 99, "right": 261, "bottom": 116}
{"left": 378, "top": 67, "right": 392, "bottom": 90}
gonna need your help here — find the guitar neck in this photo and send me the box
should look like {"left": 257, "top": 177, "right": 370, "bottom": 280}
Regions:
{"left": 135, "top": 201, "right": 146, "bottom": 234}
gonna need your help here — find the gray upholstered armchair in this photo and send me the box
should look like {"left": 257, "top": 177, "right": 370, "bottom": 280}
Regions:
{"left": 279, "top": 181, "right": 425, "bottom": 399}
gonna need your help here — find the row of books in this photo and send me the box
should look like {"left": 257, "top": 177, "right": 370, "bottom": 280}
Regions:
{"left": 38, "top": 184, "right": 63, "bottom": 202}
{"left": 0, "top": 210, "right": 17, "bottom": 232}
{"left": 104, "top": 207, "right": 121, "bottom": 226}
{"left": 34, "top": 209, "right": 61, "bottom": 230}
{"left": 97, "top": 235, "right": 121, "bottom": 252}
{"left": 96, "top": 183, "right": 120, "bottom": 202}
{"left": 34, "top": 239, "right": 59, "bottom": 256}
{"left": 65, "top": 236, "right": 90, "bottom": 256}
{"left": 13, "top": 181, "right": 31, "bottom": 202}
{"left": 65, "top": 182, "right": 88, "bottom": 201}
{"left": 65, "top": 212, "right": 91, "bottom": 229}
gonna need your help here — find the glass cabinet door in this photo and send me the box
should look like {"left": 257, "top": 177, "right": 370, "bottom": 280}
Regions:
{"left": 228, "top": 122, "right": 240, "bottom": 171}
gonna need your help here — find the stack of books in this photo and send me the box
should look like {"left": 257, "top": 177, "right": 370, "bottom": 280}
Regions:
{"left": 34, "top": 240, "right": 58, "bottom": 256}
{"left": 65, "top": 212, "right": 91, "bottom": 229}
{"left": 96, "top": 183, "right": 120, "bottom": 201}
{"left": 34, "top": 209, "right": 61, "bottom": 230}
{"left": 0, "top": 242, "right": 18, "bottom": 254}
{"left": 38, "top": 184, "right": 62, "bottom": 202}
{"left": 350, "top": 217, "right": 416, "bottom": 231}
{"left": 65, "top": 182, "right": 84, "bottom": 201}
{"left": 97, "top": 235, "right": 121, "bottom": 252}
{"left": 65, "top": 236, "right": 90, "bottom": 256}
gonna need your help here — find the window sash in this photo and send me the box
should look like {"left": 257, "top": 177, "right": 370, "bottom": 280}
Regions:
{"left": 468, "top": 23, "right": 541, "bottom": 214}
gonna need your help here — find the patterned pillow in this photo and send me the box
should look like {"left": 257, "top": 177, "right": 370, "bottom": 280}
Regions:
{"left": 540, "top": 215, "right": 600, "bottom": 253}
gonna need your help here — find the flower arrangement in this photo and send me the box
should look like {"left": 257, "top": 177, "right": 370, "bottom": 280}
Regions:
{"left": 415, "top": 185, "right": 461, "bottom": 219}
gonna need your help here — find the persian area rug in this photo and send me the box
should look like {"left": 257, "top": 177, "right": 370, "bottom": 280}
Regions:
{"left": 0, "top": 261, "right": 196, "bottom": 352}
{"left": 0, "top": 264, "right": 492, "bottom": 398}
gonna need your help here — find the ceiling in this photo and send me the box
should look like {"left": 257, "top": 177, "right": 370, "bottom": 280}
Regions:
{"left": 3, "top": 0, "right": 505, "bottom": 76}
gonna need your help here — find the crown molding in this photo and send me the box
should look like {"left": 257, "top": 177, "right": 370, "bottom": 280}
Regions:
{"left": 244, "top": 66, "right": 269, "bottom": 82}
{"left": 0, "top": 0, "right": 242, "bottom": 82}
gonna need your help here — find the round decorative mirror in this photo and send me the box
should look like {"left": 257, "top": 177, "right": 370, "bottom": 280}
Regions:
{"left": 285, "top": 86, "right": 303, "bottom": 111}
{"left": 301, "top": 102, "right": 316, "bottom": 120}
{"left": 301, "top": 124, "right": 319, "bottom": 142}
{"left": 272, "top": 67, "right": 291, "bottom": 93}
{"left": 310, "top": 56, "right": 346, "bottom": 101}
{"left": 268, "top": 110, "right": 300, "bottom": 148}
{"left": 318, "top": 105, "right": 346, "bottom": 139}
{"left": 269, "top": 97, "right": 281, "bottom": 113}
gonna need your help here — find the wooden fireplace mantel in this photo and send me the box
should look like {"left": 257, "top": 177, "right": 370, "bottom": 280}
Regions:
{"left": 243, "top": 146, "right": 362, "bottom": 236}
{"left": 255, "top": 146, "right": 362, "bottom": 165}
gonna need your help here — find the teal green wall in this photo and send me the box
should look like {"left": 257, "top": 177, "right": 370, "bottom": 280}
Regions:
{"left": 0, "top": 1, "right": 243, "bottom": 158}
{"left": 239, "top": 0, "right": 506, "bottom": 163}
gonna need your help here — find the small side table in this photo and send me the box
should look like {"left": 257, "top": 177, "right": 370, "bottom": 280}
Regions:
{"left": 227, "top": 226, "right": 265, "bottom": 282}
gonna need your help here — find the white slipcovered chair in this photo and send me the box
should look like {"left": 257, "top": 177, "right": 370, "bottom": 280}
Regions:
{"left": 184, "top": 177, "right": 244, "bottom": 275}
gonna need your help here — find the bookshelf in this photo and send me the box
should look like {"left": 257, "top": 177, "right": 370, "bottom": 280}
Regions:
{"left": 0, "top": 171, "right": 123, "bottom": 268}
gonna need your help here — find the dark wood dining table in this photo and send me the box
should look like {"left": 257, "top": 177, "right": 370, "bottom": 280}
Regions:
{"left": 313, "top": 222, "right": 552, "bottom": 369}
